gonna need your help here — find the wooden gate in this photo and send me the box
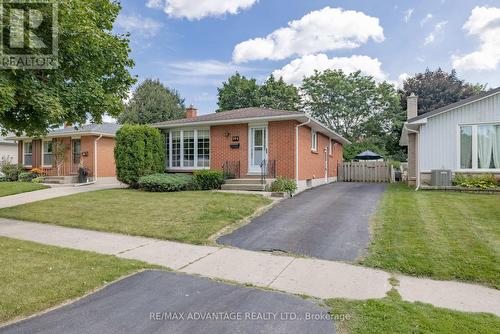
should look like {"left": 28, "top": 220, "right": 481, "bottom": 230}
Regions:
{"left": 339, "top": 161, "right": 391, "bottom": 183}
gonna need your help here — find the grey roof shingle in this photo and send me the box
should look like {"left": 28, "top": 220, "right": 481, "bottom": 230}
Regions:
{"left": 47, "top": 123, "right": 121, "bottom": 136}
{"left": 408, "top": 86, "right": 500, "bottom": 123}
{"left": 152, "top": 107, "right": 304, "bottom": 127}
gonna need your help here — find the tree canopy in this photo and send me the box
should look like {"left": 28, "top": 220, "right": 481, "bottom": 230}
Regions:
{"left": 301, "top": 70, "right": 406, "bottom": 161}
{"left": 217, "top": 73, "right": 300, "bottom": 112}
{"left": 399, "top": 68, "right": 485, "bottom": 115}
{"left": 118, "top": 79, "right": 185, "bottom": 124}
{"left": 0, "top": 0, "right": 135, "bottom": 136}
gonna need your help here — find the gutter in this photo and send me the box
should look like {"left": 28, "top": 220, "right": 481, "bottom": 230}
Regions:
{"left": 295, "top": 119, "right": 311, "bottom": 184}
{"left": 94, "top": 134, "right": 103, "bottom": 182}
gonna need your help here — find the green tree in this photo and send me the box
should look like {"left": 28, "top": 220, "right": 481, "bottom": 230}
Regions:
{"left": 301, "top": 70, "right": 405, "bottom": 160}
{"left": 114, "top": 125, "right": 165, "bottom": 187}
{"left": 0, "top": 0, "right": 135, "bottom": 136}
{"left": 400, "top": 68, "right": 485, "bottom": 115}
{"left": 216, "top": 73, "right": 260, "bottom": 112}
{"left": 118, "top": 79, "right": 185, "bottom": 124}
{"left": 259, "top": 75, "right": 300, "bottom": 110}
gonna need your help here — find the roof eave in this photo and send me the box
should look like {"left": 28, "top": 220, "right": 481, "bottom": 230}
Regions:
{"left": 7, "top": 131, "right": 117, "bottom": 141}
{"left": 151, "top": 114, "right": 306, "bottom": 128}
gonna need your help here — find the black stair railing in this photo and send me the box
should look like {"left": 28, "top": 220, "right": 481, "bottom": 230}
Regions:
{"left": 260, "top": 159, "right": 276, "bottom": 185}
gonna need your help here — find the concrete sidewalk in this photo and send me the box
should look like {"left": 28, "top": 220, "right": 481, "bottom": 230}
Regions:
{"left": 0, "top": 219, "right": 498, "bottom": 316}
{"left": 0, "top": 183, "right": 125, "bottom": 209}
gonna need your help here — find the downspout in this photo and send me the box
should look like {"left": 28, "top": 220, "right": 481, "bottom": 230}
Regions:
{"left": 295, "top": 119, "right": 311, "bottom": 185}
{"left": 94, "top": 134, "right": 103, "bottom": 183}
{"left": 406, "top": 127, "right": 420, "bottom": 190}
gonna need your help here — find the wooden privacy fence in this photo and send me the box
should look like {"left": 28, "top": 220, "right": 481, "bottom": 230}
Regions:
{"left": 339, "top": 161, "right": 392, "bottom": 183}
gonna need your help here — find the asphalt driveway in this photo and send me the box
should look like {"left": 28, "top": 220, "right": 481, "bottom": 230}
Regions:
{"left": 1, "top": 271, "right": 335, "bottom": 334}
{"left": 218, "top": 182, "right": 387, "bottom": 261}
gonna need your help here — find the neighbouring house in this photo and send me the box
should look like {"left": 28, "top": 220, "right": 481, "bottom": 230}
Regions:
{"left": 152, "top": 106, "right": 350, "bottom": 192}
{"left": 0, "top": 134, "right": 18, "bottom": 163}
{"left": 7, "top": 123, "right": 120, "bottom": 184}
{"left": 400, "top": 87, "right": 500, "bottom": 187}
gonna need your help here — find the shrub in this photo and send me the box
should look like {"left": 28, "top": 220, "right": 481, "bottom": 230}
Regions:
{"left": 453, "top": 174, "right": 498, "bottom": 189}
{"left": 269, "top": 177, "right": 297, "bottom": 196}
{"left": 193, "top": 170, "right": 225, "bottom": 190}
{"left": 0, "top": 159, "right": 24, "bottom": 181}
{"left": 30, "top": 167, "right": 44, "bottom": 176}
{"left": 18, "top": 172, "right": 35, "bottom": 182}
{"left": 114, "top": 125, "right": 165, "bottom": 187}
{"left": 31, "top": 176, "right": 45, "bottom": 183}
{"left": 138, "top": 173, "right": 194, "bottom": 192}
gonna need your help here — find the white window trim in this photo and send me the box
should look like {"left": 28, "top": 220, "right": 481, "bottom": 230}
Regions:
{"left": 22, "top": 140, "right": 33, "bottom": 167}
{"left": 42, "top": 140, "right": 53, "bottom": 167}
{"left": 311, "top": 130, "right": 318, "bottom": 151}
{"left": 166, "top": 128, "right": 210, "bottom": 170}
{"left": 329, "top": 140, "right": 333, "bottom": 156}
{"left": 457, "top": 122, "right": 500, "bottom": 172}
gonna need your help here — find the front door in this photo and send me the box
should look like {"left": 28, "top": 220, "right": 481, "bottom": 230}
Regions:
{"left": 249, "top": 126, "right": 267, "bottom": 173}
{"left": 71, "top": 139, "right": 81, "bottom": 174}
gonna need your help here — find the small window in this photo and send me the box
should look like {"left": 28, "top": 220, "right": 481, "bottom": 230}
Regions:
{"left": 23, "top": 142, "right": 32, "bottom": 166}
{"left": 43, "top": 141, "right": 53, "bottom": 166}
{"left": 311, "top": 130, "right": 317, "bottom": 151}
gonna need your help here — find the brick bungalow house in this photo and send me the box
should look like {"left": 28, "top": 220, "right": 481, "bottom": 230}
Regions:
{"left": 153, "top": 106, "right": 350, "bottom": 191}
{"left": 8, "top": 123, "right": 120, "bottom": 184}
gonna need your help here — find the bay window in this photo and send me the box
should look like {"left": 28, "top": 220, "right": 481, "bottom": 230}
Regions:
{"left": 459, "top": 123, "right": 500, "bottom": 170}
{"left": 165, "top": 129, "right": 210, "bottom": 169}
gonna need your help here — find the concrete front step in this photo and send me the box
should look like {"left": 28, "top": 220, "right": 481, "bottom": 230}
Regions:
{"left": 44, "top": 176, "right": 78, "bottom": 184}
{"left": 221, "top": 184, "right": 267, "bottom": 191}
{"left": 225, "top": 178, "right": 267, "bottom": 185}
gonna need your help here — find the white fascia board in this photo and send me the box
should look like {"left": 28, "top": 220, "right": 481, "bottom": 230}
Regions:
{"left": 7, "top": 132, "right": 116, "bottom": 141}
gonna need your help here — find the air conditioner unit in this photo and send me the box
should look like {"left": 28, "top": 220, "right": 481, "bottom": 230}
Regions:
{"left": 431, "top": 170, "right": 452, "bottom": 186}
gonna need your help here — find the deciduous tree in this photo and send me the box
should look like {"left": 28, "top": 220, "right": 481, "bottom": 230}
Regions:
{"left": 0, "top": 0, "right": 135, "bottom": 136}
{"left": 118, "top": 79, "right": 185, "bottom": 124}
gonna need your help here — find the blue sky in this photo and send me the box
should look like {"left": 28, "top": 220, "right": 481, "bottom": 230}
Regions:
{"left": 113, "top": 0, "right": 500, "bottom": 116}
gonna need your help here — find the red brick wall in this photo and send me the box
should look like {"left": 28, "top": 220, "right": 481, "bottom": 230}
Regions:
{"left": 96, "top": 137, "right": 116, "bottom": 177}
{"left": 268, "top": 120, "right": 295, "bottom": 179}
{"left": 210, "top": 124, "right": 249, "bottom": 175}
{"left": 17, "top": 135, "right": 116, "bottom": 177}
{"left": 298, "top": 125, "right": 343, "bottom": 181}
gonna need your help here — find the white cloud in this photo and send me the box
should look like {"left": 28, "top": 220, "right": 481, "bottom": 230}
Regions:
{"left": 233, "top": 7, "right": 384, "bottom": 63}
{"left": 404, "top": 8, "right": 414, "bottom": 23}
{"left": 424, "top": 20, "right": 448, "bottom": 45}
{"left": 147, "top": 0, "right": 258, "bottom": 20}
{"left": 396, "top": 73, "right": 410, "bottom": 89}
{"left": 420, "top": 13, "right": 433, "bottom": 26}
{"left": 452, "top": 6, "right": 500, "bottom": 71}
{"left": 115, "top": 14, "right": 163, "bottom": 37}
{"left": 167, "top": 60, "right": 251, "bottom": 76}
{"left": 272, "top": 54, "right": 386, "bottom": 85}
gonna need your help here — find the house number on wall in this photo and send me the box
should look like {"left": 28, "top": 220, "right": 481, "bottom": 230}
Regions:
{"left": 232, "top": 136, "right": 239, "bottom": 142}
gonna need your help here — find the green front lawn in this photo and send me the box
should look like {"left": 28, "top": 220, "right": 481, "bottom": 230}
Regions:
{"left": 362, "top": 184, "right": 500, "bottom": 289}
{"left": 328, "top": 293, "right": 500, "bottom": 334}
{"left": 0, "top": 182, "right": 49, "bottom": 197}
{"left": 0, "top": 189, "right": 272, "bottom": 244}
{"left": 0, "top": 237, "right": 153, "bottom": 323}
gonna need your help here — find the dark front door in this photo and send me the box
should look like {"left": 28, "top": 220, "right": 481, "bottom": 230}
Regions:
{"left": 71, "top": 139, "right": 81, "bottom": 174}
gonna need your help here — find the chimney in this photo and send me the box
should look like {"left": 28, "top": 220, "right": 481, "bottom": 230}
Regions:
{"left": 186, "top": 105, "right": 197, "bottom": 119}
{"left": 407, "top": 94, "right": 418, "bottom": 120}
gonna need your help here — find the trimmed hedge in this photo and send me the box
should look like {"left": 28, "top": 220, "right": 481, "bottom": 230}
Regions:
{"left": 138, "top": 173, "right": 194, "bottom": 192}
{"left": 114, "top": 125, "right": 165, "bottom": 187}
{"left": 193, "top": 170, "right": 225, "bottom": 190}
{"left": 269, "top": 177, "right": 297, "bottom": 196}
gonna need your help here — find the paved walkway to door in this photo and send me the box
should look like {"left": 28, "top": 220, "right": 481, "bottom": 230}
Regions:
{"left": 0, "top": 219, "right": 498, "bottom": 316}
{"left": 218, "top": 182, "right": 386, "bottom": 261}
{"left": 0, "top": 183, "right": 125, "bottom": 209}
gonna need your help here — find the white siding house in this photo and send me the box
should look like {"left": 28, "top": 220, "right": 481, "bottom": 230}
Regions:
{"left": 400, "top": 88, "right": 500, "bottom": 187}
